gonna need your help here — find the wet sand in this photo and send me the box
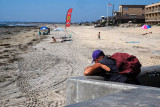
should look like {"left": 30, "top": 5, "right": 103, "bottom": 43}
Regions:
{"left": 0, "top": 25, "right": 160, "bottom": 106}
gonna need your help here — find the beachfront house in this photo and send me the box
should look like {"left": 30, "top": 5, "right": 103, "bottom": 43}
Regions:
{"left": 114, "top": 5, "right": 146, "bottom": 24}
{"left": 145, "top": 2, "right": 160, "bottom": 25}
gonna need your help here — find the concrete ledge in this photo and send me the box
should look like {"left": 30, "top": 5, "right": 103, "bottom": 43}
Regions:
{"left": 66, "top": 85, "right": 160, "bottom": 107}
{"left": 66, "top": 65, "right": 160, "bottom": 106}
{"left": 138, "top": 65, "right": 160, "bottom": 87}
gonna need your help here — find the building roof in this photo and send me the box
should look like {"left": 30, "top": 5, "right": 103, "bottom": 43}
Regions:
{"left": 145, "top": 2, "right": 160, "bottom": 8}
{"left": 114, "top": 11, "right": 122, "bottom": 13}
{"left": 119, "top": 5, "right": 146, "bottom": 8}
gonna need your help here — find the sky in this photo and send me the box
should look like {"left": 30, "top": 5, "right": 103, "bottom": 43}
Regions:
{"left": 0, "top": 0, "right": 159, "bottom": 23}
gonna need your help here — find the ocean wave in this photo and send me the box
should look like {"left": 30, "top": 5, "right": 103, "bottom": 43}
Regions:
{"left": 0, "top": 23, "right": 37, "bottom": 27}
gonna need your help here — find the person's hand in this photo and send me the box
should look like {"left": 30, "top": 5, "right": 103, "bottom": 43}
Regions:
{"left": 100, "top": 64, "right": 110, "bottom": 72}
{"left": 84, "top": 63, "right": 110, "bottom": 76}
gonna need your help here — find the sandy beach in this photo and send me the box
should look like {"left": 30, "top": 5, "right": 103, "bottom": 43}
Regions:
{"left": 0, "top": 24, "right": 160, "bottom": 106}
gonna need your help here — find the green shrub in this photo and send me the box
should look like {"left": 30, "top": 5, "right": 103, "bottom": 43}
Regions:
{"left": 100, "top": 21, "right": 107, "bottom": 26}
{"left": 156, "top": 23, "right": 160, "bottom": 26}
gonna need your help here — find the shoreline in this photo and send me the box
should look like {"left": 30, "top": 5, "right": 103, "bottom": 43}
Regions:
{"left": 0, "top": 26, "right": 45, "bottom": 65}
{"left": 0, "top": 26, "right": 47, "bottom": 84}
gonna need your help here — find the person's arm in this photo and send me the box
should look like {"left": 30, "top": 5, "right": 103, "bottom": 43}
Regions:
{"left": 84, "top": 63, "right": 110, "bottom": 76}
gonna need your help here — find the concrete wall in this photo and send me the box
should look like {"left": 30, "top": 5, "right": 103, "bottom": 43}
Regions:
{"left": 66, "top": 85, "right": 160, "bottom": 107}
{"left": 119, "top": 5, "right": 145, "bottom": 15}
{"left": 122, "top": 7, "right": 145, "bottom": 16}
{"left": 138, "top": 65, "right": 160, "bottom": 87}
{"left": 66, "top": 65, "right": 160, "bottom": 106}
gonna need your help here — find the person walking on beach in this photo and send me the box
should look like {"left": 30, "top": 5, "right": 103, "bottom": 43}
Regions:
{"left": 84, "top": 50, "right": 141, "bottom": 84}
{"left": 97, "top": 32, "right": 101, "bottom": 39}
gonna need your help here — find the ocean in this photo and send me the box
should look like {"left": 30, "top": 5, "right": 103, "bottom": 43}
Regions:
{"left": 0, "top": 23, "right": 38, "bottom": 27}
{"left": 0, "top": 22, "right": 40, "bottom": 38}
{"left": 0, "top": 22, "right": 65, "bottom": 27}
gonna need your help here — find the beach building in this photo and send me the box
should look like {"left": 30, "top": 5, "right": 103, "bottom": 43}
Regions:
{"left": 114, "top": 5, "right": 146, "bottom": 24}
{"left": 145, "top": 2, "right": 160, "bottom": 25}
{"left": 100, "top": 16, "right": 106, "bottom": 23}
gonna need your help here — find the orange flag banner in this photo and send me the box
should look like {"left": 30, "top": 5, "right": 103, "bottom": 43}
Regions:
{"left": 66, "top": 8, "right": 73, "bottom": 27}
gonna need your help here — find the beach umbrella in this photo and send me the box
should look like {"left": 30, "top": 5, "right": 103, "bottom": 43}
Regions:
{"left": 141, "top": 25, "right": 151, "bottom": 29}
{"left": 54, "top": 28, "right": 64, "bottom": 31}
{"left": 54, "top": 28, "right": 64, "bottom": 36}
{"left": 141, "top": 25, "right": 152, "bottom": 35}
{"left": 147, "top": 25, "right": 151, "bottom": 28}
{"left": 40, "top": 26, "right": 48, "bottom": 30}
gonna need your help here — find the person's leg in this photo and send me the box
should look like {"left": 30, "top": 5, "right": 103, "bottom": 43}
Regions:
{"left": 108, "top": 73, "right": 127, "bottom": 83}
{"left": 125, "top": 77, "right": 141, "bottom": 85}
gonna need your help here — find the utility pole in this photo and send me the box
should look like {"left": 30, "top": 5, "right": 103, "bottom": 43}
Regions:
{"left": 107, "top": 2, "right": 109, "bottom": 27}
{"left": 107, "top": 2, "right": 113, "bottom": 26}
{"left": 112, "top": 4, "right": 114, "bottom": 18}
{"left": 112, "top": 4, "right": 114, "bottom": 25}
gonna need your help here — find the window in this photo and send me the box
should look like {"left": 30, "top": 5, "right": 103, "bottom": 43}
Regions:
{"left": 142, "top": 7, "right": 145, "bottom": 10}
{"left": 120, "top": 7, "right": 122, "bottom": 12}
{"left": 125, "top": 13, "right": 128, "bottom": 16}
{"left": 124, "top": 7, "right": 128, "bottom": 10}
{"left": 130, "top": 15, "right": 136, "bottom": 18}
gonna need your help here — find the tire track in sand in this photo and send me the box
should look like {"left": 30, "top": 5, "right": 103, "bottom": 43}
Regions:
{"left": 16, "top": 52, "right": 74, "bottom": 106}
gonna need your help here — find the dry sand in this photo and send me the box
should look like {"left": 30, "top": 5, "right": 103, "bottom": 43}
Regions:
{"left": 0, "top": 25, "right": 160, "bottom": 106}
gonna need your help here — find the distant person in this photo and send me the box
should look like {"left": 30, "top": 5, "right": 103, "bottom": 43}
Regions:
{"left": 69, "top": 34, "right": 72, "bottom": 38}
{"left": 97, "top": 32, "right": 101, "bottom": 39}
{"left": 50, "top": 37, "right": 56, "bottom": 43}
{"left": 84, "top": 50, "right": 141, "bottom": 84}
{"left": 54, "top": 24, "right": 57, "bottom": 29}
{"left": 39, "top": 31, "right": 41, "bottom": 35}
{"left": 48, "top": 28, "right": 50, "bottom": 34}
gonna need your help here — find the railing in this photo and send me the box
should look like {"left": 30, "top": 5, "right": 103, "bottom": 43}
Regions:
{"left": 154, "top": 9, "right": 158, "bottom": 12}
{"left": 153, "top": 17, "right": 157, "bottom": 20}
{"left": 145, "top": 8, "right": 160, "bottom": 13}
{"left": 150, "top": 18, "right": 156, "bottom": 21}
{"left": 148, "top": 10, "right": 152, "bottom": 13}
{"left": 145, "top": 10, "right": 149, "bottom": 14}
{"left": 154, "top": 8, "right": 160, "bottom": 12}
{"left": 145, "top": 18, "right": 154, "bottom": 21}
{"left": 157, "top": 17, "right": 160, "bottom": 21}
{"left": 145, "top": 18, "right": 151, "bottom": 20}
{"left": 145, "top": 17, "right": 160, "bottom": 21}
